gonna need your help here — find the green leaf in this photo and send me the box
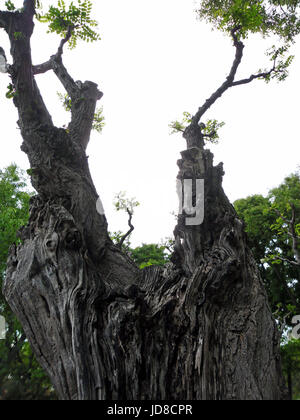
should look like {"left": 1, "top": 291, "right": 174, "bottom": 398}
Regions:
{"left": 36, "top": 0, "right": 101, "bottom": 49}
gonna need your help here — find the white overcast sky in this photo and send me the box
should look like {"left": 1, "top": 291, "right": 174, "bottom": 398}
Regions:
{"left": 0, "top": 0, "right": 299, "bottom": 246}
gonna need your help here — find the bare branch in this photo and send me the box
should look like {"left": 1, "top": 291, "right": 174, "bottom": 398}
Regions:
{"left": 232, "top": 53, "right": 278, "bottom": 86}
{"left": 33, "top": 60, "right": 53, "bottom": 75}
{"left": 33, "top": 25, "right": 103, "bottom": 150}
{"left": 118, "top": 209, "right": 135, "bottom": 250}
{"left": 33, "top": 26, "right": 74, "bottom": 76}
{"left": 231, "top": 69, "right": 275, "bottom": 86}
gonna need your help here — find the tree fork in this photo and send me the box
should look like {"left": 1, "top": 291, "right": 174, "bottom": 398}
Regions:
{"left": 3, "top": 138, "right": 286, "bottom": 400}
{"left": 2, "top": 2, "right": 286, "bottom": 400}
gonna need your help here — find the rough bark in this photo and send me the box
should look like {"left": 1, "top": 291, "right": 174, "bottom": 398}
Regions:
{"left": 2, "top": 3, "right": 286, "bottom": 400}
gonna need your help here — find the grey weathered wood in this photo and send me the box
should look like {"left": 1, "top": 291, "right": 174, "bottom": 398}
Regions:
{"left": 1, "top": 2, "right": 286, "bottom": 400}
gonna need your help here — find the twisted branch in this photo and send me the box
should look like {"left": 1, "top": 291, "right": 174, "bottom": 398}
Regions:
{"left": 191, "top": 27, "right": 280, "bottom": 127}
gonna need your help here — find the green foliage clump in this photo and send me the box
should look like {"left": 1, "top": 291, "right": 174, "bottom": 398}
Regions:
{"left": 36, "top": 0, "right": 100, "bottom": 49}
{"left": 169, "top": 111, "right": 193, "bottom": 134}
{"left": 263, "top": 44, "right": 295, "bottom": 83}
{"left": 0, "top": 165, "right": 30, "bottom": 270}
{"left": 5, "top": 1, "right": 15, "bottom": 11}
{"left": 130, "top": 244, "right": 170, "bottom": 269}
{"left": 92, "top": 106, "right": 105, "bottom": 133}
{"left": 201, "top": 119, "right": 226, "bottom": 144}
{"left": 57, "top": 91, "right": 72, "bottom": 111}
{"left": 197, "top": 0, "right": 267, "bottom": 38}
{"left": 5, "top": 84, "right": 17, "bottom": 100}
{"left": 113, "top": 191, "right": 140, "bottom": 214}
{"left": 197, "top": 0, "right": 297, "bottom": 83}
{"left": 169, "top": 112, "right": 225, "bottom": 144}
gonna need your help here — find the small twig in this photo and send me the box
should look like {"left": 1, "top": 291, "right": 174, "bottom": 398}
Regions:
{"left": 118, "top": 209, "right": 134, "bottom": 250}
{"left": 270, "top": 255, "right": 300, "bottom": 267}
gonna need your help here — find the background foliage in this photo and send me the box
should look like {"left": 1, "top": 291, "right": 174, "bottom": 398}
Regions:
{"left": 0, "top": 165, "right": 56, "bottom": 400}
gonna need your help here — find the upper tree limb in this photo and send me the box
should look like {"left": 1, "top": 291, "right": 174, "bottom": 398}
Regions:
{"left": 0, "top": 1, "right": 53, "bottom": 131}
{"left": 23, "top": 0, "right": 35, "bottom": 18}
{"left": 33, "top": 27, "right": 102, "bottom": 150}
{"left": 191, "top": 28, "right": 286, "bottom": 128}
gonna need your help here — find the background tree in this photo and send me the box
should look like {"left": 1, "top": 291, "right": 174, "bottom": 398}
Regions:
{"left": 130, "top": 244, "right": 169, "bottom": 269}
{"left": 234, "top": 172, "right": 300, "bottom": 324}
{"left": 1, "top": 0, "right": 299, "bottom": 400}
{"left": 0, "top": 165, "right": 55, "bottom": 400}
{"left": 234, "top": 172, "right": 300, "bottom": 400}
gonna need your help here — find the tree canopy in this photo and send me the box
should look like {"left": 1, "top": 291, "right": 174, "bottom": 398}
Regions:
{"left": 197, "top": 0, "right": 300, "bottom": 41}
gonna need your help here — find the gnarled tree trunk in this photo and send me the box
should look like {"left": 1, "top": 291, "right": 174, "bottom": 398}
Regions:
{"left": 2, "top": 1, "right": 286, "bottom": 400}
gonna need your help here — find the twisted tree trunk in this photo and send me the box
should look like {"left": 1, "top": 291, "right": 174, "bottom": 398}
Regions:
{"left": 2, "top": 2, "right": 286, "bottom": 400}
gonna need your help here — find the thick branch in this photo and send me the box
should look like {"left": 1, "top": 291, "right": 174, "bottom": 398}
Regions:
{"left": 50, "top": 55, "right": 103, "bottom": 150}
{"left": 0, "top": 10, "right": 12, "bottom": 29}
{"left": 191, "top": 29, "right": 279, "bottom": 128}
{"left": 23, "top": 0, "right": 35, "bottom": 18}
{"left": 34, "top": 54, "right": 102, "bottom": 150}
{"left": 33, "top": 27, "right": 102, "bottom": 150}
{"left": 191, "top": 28, "right": 244, "bottom": 126}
